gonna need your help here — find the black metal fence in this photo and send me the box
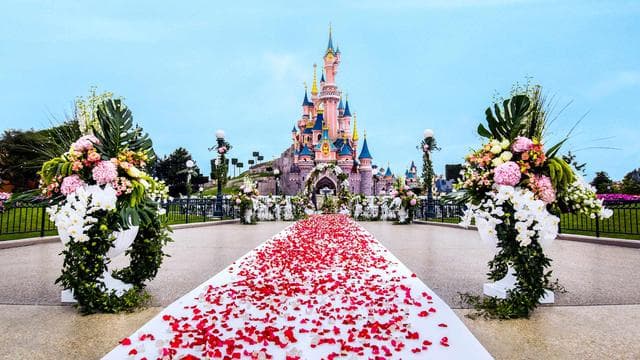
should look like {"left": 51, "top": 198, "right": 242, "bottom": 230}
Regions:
{"left": 159, "top": 198, "right": 237, "bottom": 224}
{"left": 1, "top": 197, "right": 639, "bottom": 240}
{"left": 0, "top": 197, "right": 238, "bottom": 239}
{"left": 416, "top": 199, "right": 640, "bottom": 239}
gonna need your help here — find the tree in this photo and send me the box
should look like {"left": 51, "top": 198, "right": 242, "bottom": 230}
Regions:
{"left": 154, "top": 148, "right": 205, "bottom": 197}
{"left": 591, "top": 171, "right": 613, "bottom": 194}
{"left": 0, "top": 122, "right": 80, "bottom": 191}
{"left": 620, "top": 169, "right": 640, "bottom": 195}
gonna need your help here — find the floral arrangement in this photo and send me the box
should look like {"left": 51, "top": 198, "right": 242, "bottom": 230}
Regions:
{"left": 389, "top": 177, "right": 419, "bottom": 224}
{"left": 0, "top": 192, "right": 10, "bottom": 212}
{"left": 453, "top": 93, "right": 611, "bottom": 318}
{"left": 234, "top": 177, "right": 259, "bottom": 224}
{"left": 37, "top": 98, "right": 171, "bottom": 314}
{"left": 211, "top": 135, "right": 232, "bottom": 188}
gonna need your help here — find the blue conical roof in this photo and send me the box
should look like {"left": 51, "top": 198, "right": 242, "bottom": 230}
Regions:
{"left": 385, "top": 167, "right": 393, "bottom": 177}
{"left": 327, "top": 30, "right": 334, "bottom": 52}
{"left": 313, "top": 113, "right": 324, "bottom": 131}
{"left": 338, "top": 97, "right": 344, "bottom": 110}
{"left": 291, "top": 125, "right": 297, "bottom": 133}
{"left": 299, "top": 145, "right": 313, "bottom": 156}
{"left": 320, "top": 71, "right": 325, "bottom": 83}
{"left": 339, "top": 143, "right": 353, "bottom": 157}
{"left": 302, "top": 90, "right": 313, "bottom": 106}
{"left": 343, "top": 99, "right": 351, "bottom": 117}
{"left": 358, "top": 138, "right": 372, "bottom": 159}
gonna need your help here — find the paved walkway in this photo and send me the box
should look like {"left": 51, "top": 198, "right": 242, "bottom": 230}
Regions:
{"left": 1, "top": 222, "right": 639, "bottom": 359}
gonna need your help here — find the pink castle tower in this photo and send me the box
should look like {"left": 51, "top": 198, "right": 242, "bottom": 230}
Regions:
{"left": 273, "top": 26, "right": 375, "bottom": 196}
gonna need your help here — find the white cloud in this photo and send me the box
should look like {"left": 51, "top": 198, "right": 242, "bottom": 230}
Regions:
{"left": 588, "top": 70, "right": 640, "bottom": 99}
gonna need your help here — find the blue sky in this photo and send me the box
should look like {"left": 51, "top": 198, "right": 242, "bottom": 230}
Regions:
{"left": 1, "top": 0, "right": 639, "bottom": 180}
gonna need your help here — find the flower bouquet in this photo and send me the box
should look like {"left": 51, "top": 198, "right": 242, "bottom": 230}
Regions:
{"left": 453, "top": 93, "right": 611, "bottom": 318}
{"left": 36, "top": 99, "right": 171, "bottom": 313}
{"left": 234, "top": 177, "right": 259, "bottom": 224}
{"left": 389, "top": 178, "right": 418, "bottom": 224}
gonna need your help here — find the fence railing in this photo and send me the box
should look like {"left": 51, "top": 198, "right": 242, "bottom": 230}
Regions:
{"left": 415, "top": 199, "right": 640, "bottom": 239}
{"left": 1, "top": 197, "right": 639, "bottom": 240}
{"left": 0, "top": 197, "right": 237, "bottom": 239}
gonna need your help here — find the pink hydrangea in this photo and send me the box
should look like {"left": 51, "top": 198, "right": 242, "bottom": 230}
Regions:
{"left": 409, "top": 198, "right": 417, "bottom": 206}
{"left": 530, "top": 175, "right": 556, "bottom": 204}
{"left": 92, "top": 160, "right": 118, "bottom": 185}
{"left": 493, "top": 161, "right": 521, "bottom": 186}
{"left": 72, "top": 135, "right": 99, "bottom": 152}
{"left": 511, "top": 136, "right": 534, "bottom": 153}
{"left": 60, "top": 175, "right": 85, "bottom": 195}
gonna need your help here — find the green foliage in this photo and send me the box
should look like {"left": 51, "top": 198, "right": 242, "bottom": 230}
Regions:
{"left": 460, "top": 203, "right": 553, "bottom": 319}
{"left": 477, "top": 95, "right": 532, "bottom": 141}
{"left": 547, "top": 156, "right": 575, "bottom": 194}
{"left": 620, "top": 169, "right": 640, "bottom": 195}
{"left": 591, "top": 171, "right": 614, "bottom": 194}
{"left": 563, "top": 151, "right": 586, "bottom": 176}
{"left": 92, "top": 99, "right": 154, "bottom": 160}
{"left": 155, "top": 147, "right": 204, "bottom": 197}
{"left": 114, "top": 217, "right": 173, "bottom": 287}
{"left": 0, "top": 122, "right": 81, "bottom": 191}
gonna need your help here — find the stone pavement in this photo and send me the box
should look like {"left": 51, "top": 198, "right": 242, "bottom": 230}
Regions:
{"left": 1, "top": 222, "right": 639, "bottom": 359}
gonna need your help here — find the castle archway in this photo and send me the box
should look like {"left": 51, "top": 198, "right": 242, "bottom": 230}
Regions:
{"left": 315, "top": 176, "right": 336, "bottom": 195}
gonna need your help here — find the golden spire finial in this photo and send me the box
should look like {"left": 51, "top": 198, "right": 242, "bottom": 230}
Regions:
{"left": 352, "top": 112, "right": 359, "bottom": 141}
{"left": 311, "top": 64, "right": 318, "bottom": 95}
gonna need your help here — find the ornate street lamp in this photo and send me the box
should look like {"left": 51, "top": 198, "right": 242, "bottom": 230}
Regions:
{"left": 209, "top": 129, "right": 232, "bottom": 217}
{"left": 185, "top": 159, "right": 195, "bottom": 198}
{"left": 419, "top": 128, "right": 440, "bottom": 217}
{"left": 273, "top": 168, "right": 281, "bottom": 196}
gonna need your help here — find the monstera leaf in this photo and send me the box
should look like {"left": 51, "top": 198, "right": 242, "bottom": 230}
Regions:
{"left": 92, "top": 99, "right": 154, "bottom": 159}
{"left": 477, "top": 95, "right": 531, "bottom": 141}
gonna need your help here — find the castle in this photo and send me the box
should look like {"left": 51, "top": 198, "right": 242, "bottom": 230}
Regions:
{"left": 270, "top": 28, "right": 393, "bottom": 196}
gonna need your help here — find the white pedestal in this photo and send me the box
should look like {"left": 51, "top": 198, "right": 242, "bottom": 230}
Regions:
{"left": 61, "top": 289, "right": 77, "bottom": 303}
{"left": 483, "top": 266, "right": 555, "bottom": 304}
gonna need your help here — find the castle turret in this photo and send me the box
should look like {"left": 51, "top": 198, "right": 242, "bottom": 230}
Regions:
{"left": 358, "top": 134, "right": 373, "bottom": 195}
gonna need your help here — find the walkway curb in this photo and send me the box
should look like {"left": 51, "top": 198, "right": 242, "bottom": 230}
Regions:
{"left": 414, "top": 220, "right": 640, "bottom": 249}
{"left": 0, "top": 219, "right": 241, "bottom": 250}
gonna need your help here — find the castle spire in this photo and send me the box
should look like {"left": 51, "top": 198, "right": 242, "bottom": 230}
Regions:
{"left": 344, "top": 95, "right": 352, "bottom": 117}
{"left": 302, "top": 83, "right": 312, "bottom": 106}
{"left": 311, "top": 64, "right": 318, "bottom": 95}
{"left": 326, "top": 23, "right": 334, "bottom": 53}
{"left": 352, "top": 113, "right": 359, "bottom": 141}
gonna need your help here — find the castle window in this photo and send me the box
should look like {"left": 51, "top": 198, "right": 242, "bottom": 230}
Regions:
{"left": 317, "top": 134, "right": 321, "bottom": 141}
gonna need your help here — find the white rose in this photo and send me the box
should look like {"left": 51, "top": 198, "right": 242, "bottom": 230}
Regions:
{"left": 491, "top": 158, "right": 504, "bottom": 167}
{"left": 490, "top": 139, "right": 501, "bottom": 147}
{"left": 500, "top": 151, "right": 513, "bottom": 161}
{"left": 490, "top": 145, "right": 502, "bottom": 154}
{"left": 500, "top": 139, "right": 510, "bottom": 149}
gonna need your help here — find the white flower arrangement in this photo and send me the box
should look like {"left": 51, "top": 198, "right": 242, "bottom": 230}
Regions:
{"left": 47, "top": 184, "right": 118, "bottom": 244}
{"left": 462, "top": 185, "right": 559, "bottom": 248}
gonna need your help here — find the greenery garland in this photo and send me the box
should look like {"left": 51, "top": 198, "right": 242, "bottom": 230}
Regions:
{"left": 419, "top": 135, "right": 440, "bottom": 194}
{"left": 302, "top": 163, "right": 351, "bottom": 209}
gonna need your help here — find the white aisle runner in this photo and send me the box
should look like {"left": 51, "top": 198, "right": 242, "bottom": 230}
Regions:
{"left": 104, "top": 215, "right": 492, "bottom": 359}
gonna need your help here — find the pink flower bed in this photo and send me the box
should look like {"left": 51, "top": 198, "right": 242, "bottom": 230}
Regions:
{"left": 596, "top": 193, "right": 640, "bottom": 202}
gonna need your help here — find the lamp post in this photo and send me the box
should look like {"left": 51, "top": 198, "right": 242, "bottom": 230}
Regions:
{"left": 273, "top": 168, "right": 281, "bottom": 196}
{"left": 420, "top": 128, "right": 440, "bottom": 218}
{"left": 185, "top": 159, "right": 195, "bottom": 198}
{"left": 373, "top": 167, "right": 382, "bottom": 196}
{"left": 211, "top": 129, "right": 230, "bottom": 217}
